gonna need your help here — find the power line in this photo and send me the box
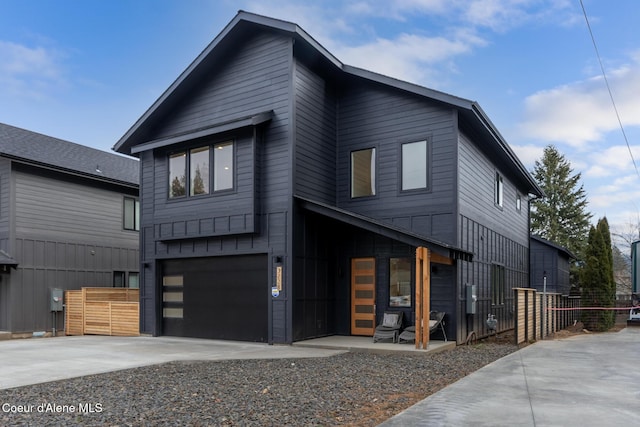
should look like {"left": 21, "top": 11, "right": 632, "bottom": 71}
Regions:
{"left": 580, "top": 0, "right": 639, "bottom": 179}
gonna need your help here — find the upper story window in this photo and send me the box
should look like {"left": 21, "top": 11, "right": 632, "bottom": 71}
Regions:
{"left": 495, "top": 172, "right": 504, "bottom": 207}
{"left": 123, "top": 196, "right": 140, "bottom": 231}
{"left": 516, "top": 194, "right": 522, "bottom": 211}
{"left": 402, "top": 140, "right": 428, "bottom": 191}
{"left": 351, "top": 148, "right": 376, "bottom": 198}
{"left": 168, "top": 141, "right": 234, "bottom": 199}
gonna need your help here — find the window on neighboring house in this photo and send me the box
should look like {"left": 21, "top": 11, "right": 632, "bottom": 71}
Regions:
{"left": 402, "top": 141, "right": 428, "bottom": 191}
{"left": 128, "top": 272, "right": 140, "bottom": 289}
{"left": 214, "top": 142, "right": 233, "bottom": 191}
{"left": 516, "top": 194, "right": 522, "bottom": 211}
{"left": 389, "top": 258, "right": 412, "bottom": 307}
{"left": 168, "top": 141, "right": 234, "bottom": 198}
{"left": 491, "top": 264, "right": 506, "bottom": 306}
{"left": 123, "top": 197, "right": 140, "bottom": 231}
{"left": 190, "top": 147, "right": 210, "bottom": 196}
{"left": 113, "top": 271, "right": 140, "bottom": 288}
{"left": 495, "top": 172, "right": 504, "bottom": 207}
{"left": 351, "top": 148, "right": 376, "bottom": 198}
{"left": 113, "top": 271, "right": 125, "bottom": 287}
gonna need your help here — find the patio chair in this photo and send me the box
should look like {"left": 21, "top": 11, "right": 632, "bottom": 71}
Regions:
{"left": 373, "top": 311, "right": 403, "bottom": 343}
{"left": 398, "top": 311, "right": 448, "bottom": 343}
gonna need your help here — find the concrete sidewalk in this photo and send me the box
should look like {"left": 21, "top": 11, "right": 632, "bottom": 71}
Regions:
{"left": 0, "top": 335, "right": 345, "bottom": 390}
{"left": 380, "top": 327, "right": 640, "bottom": 426}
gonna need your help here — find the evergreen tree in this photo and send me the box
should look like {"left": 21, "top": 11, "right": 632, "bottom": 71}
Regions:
{"left": 530, "top": 145, "right": 592, "bottom": 258}
{"left": 581, "top": 218, "right": 615, "bottom": 331}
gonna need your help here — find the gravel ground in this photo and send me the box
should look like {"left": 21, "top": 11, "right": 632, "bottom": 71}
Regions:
{"left": 0, "top": 340, "right": 517, "bottom": 426}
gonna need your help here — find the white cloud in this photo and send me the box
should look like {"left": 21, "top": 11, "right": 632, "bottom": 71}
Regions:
{"left": 518, "top": 56, "right": 640, "bottom": 148}
{"left": 585, "top": 145, "right": 640, "bottom": 178}
{"left": 511, "top": 143, "right": 544, "bottom": 168}
{"left": 0, "top": 40, "right": 66, "bottom": 100}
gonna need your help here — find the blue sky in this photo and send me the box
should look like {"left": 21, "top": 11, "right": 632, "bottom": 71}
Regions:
{"left": 1, "top": 0, "right": 639, "bottom": 237}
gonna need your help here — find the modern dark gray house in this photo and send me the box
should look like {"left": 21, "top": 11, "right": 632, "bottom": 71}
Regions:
{"left": 114, "top": 11, "right": 543, "bottom": 345}
{"left": 0, "top": 123, "right": 139, "bottom": 337}
{"left": 530, "top": 235, "right": 575, "bottom": 296}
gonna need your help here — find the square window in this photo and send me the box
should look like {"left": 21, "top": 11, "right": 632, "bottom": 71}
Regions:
{"left": 402, "top": 141, "right": 428, "bottom": 190}
{"left": 351, "top": 148, "right": 376, "bottom": 198}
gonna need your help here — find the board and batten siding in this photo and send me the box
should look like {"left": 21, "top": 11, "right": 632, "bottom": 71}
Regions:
{"left": 136, "top": 31, "right": 294, "bottom": 342}
{"left": 457, "top": 131, "right": 530, "bottom": 343}
{"left": 336, "top": 80, "right": 458, "bottom": 244}
{"left": 7, "top": 169, "right": 138, "bottom": 333}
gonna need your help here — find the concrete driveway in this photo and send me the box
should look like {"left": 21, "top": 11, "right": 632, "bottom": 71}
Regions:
{"left": 381, "top": 327, "right": 640, "bottom": 426}
{"left": 0, "top": 335, "right": 344, "bottom": 390}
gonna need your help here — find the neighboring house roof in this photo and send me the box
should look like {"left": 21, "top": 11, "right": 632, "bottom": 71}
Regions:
{"left": 0, "top": 249, "right": 18, "bottom": 269}
{"left": 0, "top": 123, "right": 138, "bottom": 187}
{"left": 531, "top": 235, "right": 577, "bottom": 260}
{"left": 113, "top": 11, "right": 542, "bottom": 198}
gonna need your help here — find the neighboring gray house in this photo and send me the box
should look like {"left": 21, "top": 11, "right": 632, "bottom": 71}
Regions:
{"left": 114, "top": 11, "right": 543, "bottom": 345}
{"left": 530, "top": 235, "right": 575, "bottom": 296}
{"left": 0, "top": 123, "right": 139, "bottom": 337}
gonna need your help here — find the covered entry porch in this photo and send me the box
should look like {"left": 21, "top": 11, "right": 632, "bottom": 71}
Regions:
{"left": 294, "top": 196, "right": 473, "bottom": 347}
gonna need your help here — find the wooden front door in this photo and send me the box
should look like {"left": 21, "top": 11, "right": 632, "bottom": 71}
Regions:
{"left": 351, "top": 257, "right": 376, "bottom": 336}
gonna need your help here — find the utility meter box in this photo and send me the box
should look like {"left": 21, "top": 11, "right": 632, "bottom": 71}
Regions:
{"left": 466, "top": 284, "right": 477, "bottom": 315}
{"left": 50, "top": 288, "right": 64, "bottom": 312}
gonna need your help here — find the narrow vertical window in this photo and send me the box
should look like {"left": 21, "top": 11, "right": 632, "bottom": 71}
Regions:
{"left": 123, "top": 197, "right": 140, "bottom": 231}
{"left": 402, "top": 141, "right": 427, "bottom": 190}
{"left": 169, "top": 152, "right": 186, "bottom": 198}
{"left": 389, "top": 258, "right": 412, "bottom": 307}
{"left": 214, "top": 142, "right": 233, "bottom": 191}
{"left": 190, "top": 147, "right": 210, "bottom": 196}
{"left": 351, "top": 148, "right": 376, "bottom": 198}
{"left": 113, "top": 271, "right": 125, "bottom": 288}
{"left": 491, "top": 264, "right": 505, "bottom": 306}
{"left": 516, "top": 194, "right": 522, "bottom": 211}
{"left": 495, "top": 172, "right": 504, "bottom": 207}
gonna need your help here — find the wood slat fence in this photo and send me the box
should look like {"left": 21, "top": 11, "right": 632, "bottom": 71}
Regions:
{"left": 65, "top": 288, "right": 139, "bottom": 336}
{"left": 514, "top": 288, "right": 581, "bottom": 345}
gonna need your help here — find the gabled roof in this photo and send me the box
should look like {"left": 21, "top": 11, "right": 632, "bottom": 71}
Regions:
{"left": 531, "top": 235, "right": 577, "bottom": 260}
{"left": 0, "top": 123, "right": 138, "bottom": 187}
{"left": 113, "top": 10, "right": 541, "bottom": 197}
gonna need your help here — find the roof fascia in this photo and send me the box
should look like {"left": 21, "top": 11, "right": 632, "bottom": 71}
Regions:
{"left": 131, "top": 110, "right": 273, "bottom": 154}
{"left": 114, "top": 11, "right": 342, "bottom": 155}
{"left": 295, "top": 195, "right": 473, "bottom": 262}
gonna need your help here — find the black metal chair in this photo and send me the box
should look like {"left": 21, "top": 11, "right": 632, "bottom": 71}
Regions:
{"left": 373, "top": 311, "right": 403, "bottom": 343}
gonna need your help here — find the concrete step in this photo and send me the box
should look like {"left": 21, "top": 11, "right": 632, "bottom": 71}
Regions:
{"left": 0, "top": 331, "right": 11, "bottom": 340}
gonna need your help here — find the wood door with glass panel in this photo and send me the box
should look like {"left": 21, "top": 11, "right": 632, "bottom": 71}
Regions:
{"left": 351, "top": 257, "right": 376, "bottom": 336}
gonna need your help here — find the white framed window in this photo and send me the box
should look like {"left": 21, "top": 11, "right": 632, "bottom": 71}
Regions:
{"left": 123, "top": 197, "right": 140, "bottom": 231}
{"left": 351, "top": 148, "right": 376, "bottom": 198}
{"left": 402, "top": 140, "right": 428, "bottom": 191}
{"left": 495, "top": 172, "right": 504, "bottom": 207}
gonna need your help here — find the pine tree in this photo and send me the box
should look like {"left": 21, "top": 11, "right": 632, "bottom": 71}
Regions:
{"left": 530, "top": 145, "right": 592, "bottom": 258}
{"left": 581, "top": 218, "right": 615, "bottom": 331}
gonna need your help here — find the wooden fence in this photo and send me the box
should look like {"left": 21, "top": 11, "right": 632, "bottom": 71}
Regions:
{"left": 514, "top": 288, "right": 581, "bottom": 345}
{"left": 65, "top": 288, "right": 139, "bottom": 336}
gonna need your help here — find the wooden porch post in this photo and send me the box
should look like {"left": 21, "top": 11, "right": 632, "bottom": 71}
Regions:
{"left": 415, "top": 247, "right": 432, "bottom": 349}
